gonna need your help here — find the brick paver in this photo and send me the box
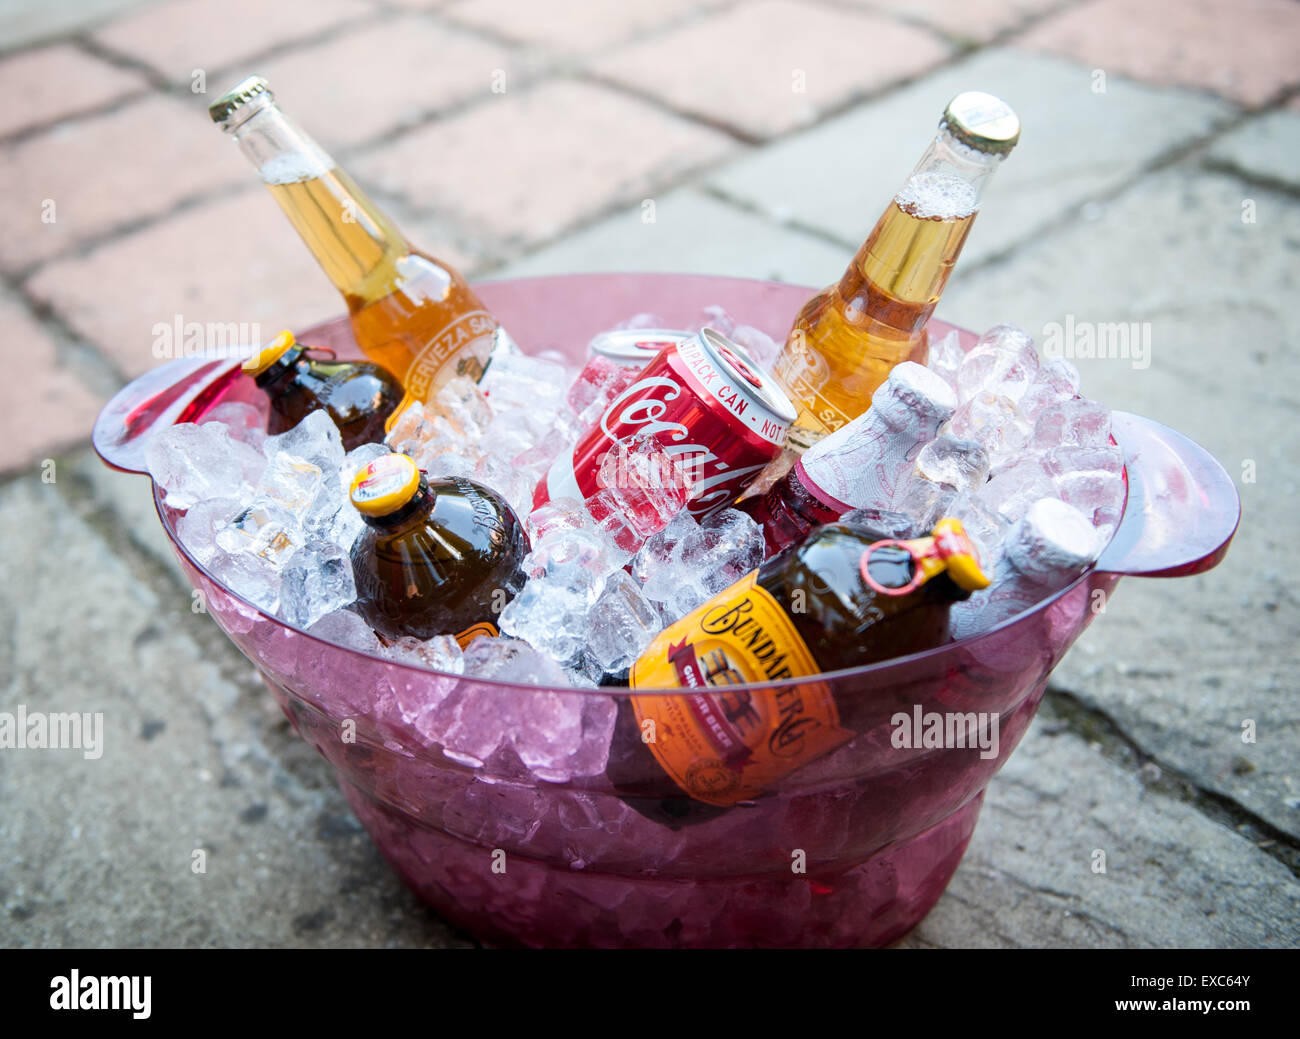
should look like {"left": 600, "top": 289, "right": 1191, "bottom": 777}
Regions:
{"left": 841, "top": 0, "right": 1069, "bottom": 42}
{"left": 352, "top": 78, "right": 737, "bottom": 246}
{"left": 446, "top": 0, "right": 713, "bottom": 52}
{"left": 0, "top": 295, "right": 103, "bottom": 475}
{"left": 1015, "top": 0, "right": 1300, "bottom": 108}
{"left": 0, "top": 43, "right": 148, "bottom": 139}
{"left": 25, "top": 188, "right": 346, "bottom": 380}
{"left": 591, "top": 0, "right": 951, "bottom": 139}
{"left": 245, "top": 16, "right": 516, "bottom": 152}
{"left": 93, "top": 0, "right": 373, "bottom": 84}
{"left": 0, "top": 94, "right": 247, "bottom": 274}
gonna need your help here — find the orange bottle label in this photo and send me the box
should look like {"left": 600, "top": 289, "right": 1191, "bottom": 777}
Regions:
{"left": 454, "top": 620, "right": 498, "bottom": 649}
{"left": 628, "top": 572, "right": 853, "bottom": 806}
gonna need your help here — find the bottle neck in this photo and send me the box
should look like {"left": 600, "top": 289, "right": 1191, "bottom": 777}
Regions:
{"left": 225, "top": 101, "right": 408, "bottom": 298}
{"left": 845, "top": 128, "right": 1004, "bottom": 331}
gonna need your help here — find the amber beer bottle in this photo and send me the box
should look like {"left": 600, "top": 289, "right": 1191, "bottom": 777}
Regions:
{"left": 210, "top": 77, "right": 512, "bottom": 421}
{"left": 243, "top": 330, "right": 403, "bottom": 449}
{"left": 609, "top": 517, "right": 989, "bottom": 822}
{"left": 774, "top": 92, "right": 1019, "bottom": 453}
{"left": 349, "top": 454, "right": 529, "bottom": 646}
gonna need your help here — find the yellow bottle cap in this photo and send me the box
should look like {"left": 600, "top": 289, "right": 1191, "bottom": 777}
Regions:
{"left": 349, "top": 453, "right": 422, "bottom": 517}
{"left": 243, "top": 329, "right": 297, "bottom": 377}
{"left": 931, "top": 517, "right": 992, "bottom": 591}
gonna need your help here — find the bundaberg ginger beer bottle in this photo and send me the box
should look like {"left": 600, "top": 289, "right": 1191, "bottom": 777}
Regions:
{"left": 607, "top": 517, "right": 990, "bottom": 827}
{"left": 210, "top": 76, "right": 513, "bottom": 423}
{"left": 349, "top": 454, "right": 529, "bottom": 647}
{"left": 775, "top": 92, "right": 1019, "bottom": 453}
{"left": 243, "top": 329, "right": 403, "bottom": 449}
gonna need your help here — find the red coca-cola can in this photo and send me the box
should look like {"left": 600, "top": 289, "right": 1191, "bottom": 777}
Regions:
{"left": 536, "top": 327, "right": 797, "bottom": 518}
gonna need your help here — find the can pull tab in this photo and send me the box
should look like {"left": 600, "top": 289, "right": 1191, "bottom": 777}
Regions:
{"left": 859, "top": 517, "right": 991, "bottom": 596}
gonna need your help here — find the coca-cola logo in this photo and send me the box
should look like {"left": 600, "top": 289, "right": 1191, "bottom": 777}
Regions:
{"left": 596, "top": 376, "right": 766, "bottom": 516}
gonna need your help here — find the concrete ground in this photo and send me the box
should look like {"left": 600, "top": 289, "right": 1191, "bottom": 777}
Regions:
{"left": 1, "top": 0, "right": 1297, "bottom": 948}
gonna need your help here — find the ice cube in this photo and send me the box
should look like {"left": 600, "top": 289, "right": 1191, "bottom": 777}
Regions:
{"left": 381, "top": 634, "right": 465, "bottom": 674}
{"left": 694, "top": 304, "right": 736, "bottom": 336}
{"left": 473, "top": 453, "right": 534, "bottom": 522}
{"left": 567, "top": 354, "right": 635, "bottom": 416}
{"left": 955, "top": 324, "right": 1040, "bottom": 404}
{"left": 913, "top": 435, "right": 990, "bottom": 493}
{"left": 461, "top": 636, "right": 578, "bottom": 689}
{"left": 1033, "top": 398, "right": 1111, "bottom": 449}
{"left": 177, "top": 496, "right": 243, "bottom": 565}
{"left": 305, "top": 608, "right": 383, "bottom": 655}
{"left": 678, "top": 509, "right": 765, "bottom": 596}
{"left": 434, "top": 376, "right": 492, "bottom": 438}
{"left": 255, "top": 452, "right": 324, "bottom": 517}
{"left": 145, "top": 421, "right": 265, "bottom": 509}
{"left": 891, "top": 474, "right": 956, "bottom": 533}
{"left": 586, "top": 570, "right": 662, "bottom": 674}
{"left": 220, "top": 499, "right": 301, "bottom": 557}
{"left": 498, "top": 569, "right": 601, "bottom": 667}
{"left": 926, "top": 329, "right": 965, "bottom": 388}
{"left": 977, "top": 459, "right": 1055, "bottom": 525}
{"left": 263, "top": 409, "right": 344, "bottom": 475}
{"left": 946, "top": 391, "right": 1032, "bottom": 473}
{"left": 730, "top": 325, "right": 781, "bottom": 371}
{"left": 613, "top": 313, "right": 668, "bottom": 331}
{"left": 280, "top": 539, "right": 357, "bottom": 629}
{"left": 945, "top": 493, "right": 1009, "bottom": 574}
{"left": 200, "top": 400, "right": 267, "bottom": 448}
{"left": 587, "top": 432, "right": 691, "bottom": 549}
{"left": 630, "top": 510, "right": 700, "bottom": 585}
{"left": 1018, "top": 356, "right": 1081, "bottom": 421}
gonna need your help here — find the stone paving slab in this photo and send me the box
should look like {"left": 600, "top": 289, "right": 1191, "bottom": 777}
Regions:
{"left": 491, "top": 186, "right": 846, "bottom": 286}
{"left": 1013, "top": 0, "right": 1300, "bottom": 109}
{"left": 938, "top": 164, "right": 1300, "bottom": 841}
{"left": 1206, "top": 110, "right": 1300, "bottom": 192}
{"left": 0, "top": 471, "right": 469, "bottom": 948}
{"left": 591, "top": 0, "right": 952, "bottom": 141}
{"left": 708, "top": 49, "right": 1235, "bottom": 265}
{"left": 905, "top": 703, "right": 1300, "bottom": 948}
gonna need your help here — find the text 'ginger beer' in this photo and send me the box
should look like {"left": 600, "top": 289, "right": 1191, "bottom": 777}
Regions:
{"left": 775, "top": 92, "right": 1019, "bottom": 453}
{"left": 209, "top": 77, "right": 513, "bottom": 423}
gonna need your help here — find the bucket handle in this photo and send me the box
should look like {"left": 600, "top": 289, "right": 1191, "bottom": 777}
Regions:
{"left": 1094, "top": 411, "right": 1240, "bottom": 578}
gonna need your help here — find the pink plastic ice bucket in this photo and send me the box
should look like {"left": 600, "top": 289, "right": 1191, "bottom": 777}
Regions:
{"left": 94, "top": 274, "right": 1240, "bottom": 948}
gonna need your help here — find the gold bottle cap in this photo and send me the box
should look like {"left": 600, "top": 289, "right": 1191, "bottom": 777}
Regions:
{"left": 209, "top": 75, "right": 274, "bottom": 127}
{"left": 350, "top": 454, "right": 421, "bottom": 517}
{"left": 941, "top": 92, "right": 1020, "bottom": 156}
{"left": 242, "top": 329, "right": 297, "bottom": 377}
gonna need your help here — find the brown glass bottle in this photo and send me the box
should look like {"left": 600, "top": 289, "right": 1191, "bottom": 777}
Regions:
{"left": 244, "top": 330, "right": 403, "bottom": 449}
{"left": 607, "top": 517, "right": 989, "bottom": 827}
{"left": 349, "top": 454, "right": 529, "bottom": 645}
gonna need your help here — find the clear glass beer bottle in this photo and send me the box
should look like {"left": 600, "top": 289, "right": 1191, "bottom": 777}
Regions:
{"left": 210, "top": 77, "right": 513, "bottom": 423}
{"left": 774, "top": 92, "right": 1019, "bottom": 453}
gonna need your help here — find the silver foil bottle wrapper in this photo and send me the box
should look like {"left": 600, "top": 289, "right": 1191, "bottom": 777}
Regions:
{"left": 800, "top": 361, "right": 958, "bottom": 510}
